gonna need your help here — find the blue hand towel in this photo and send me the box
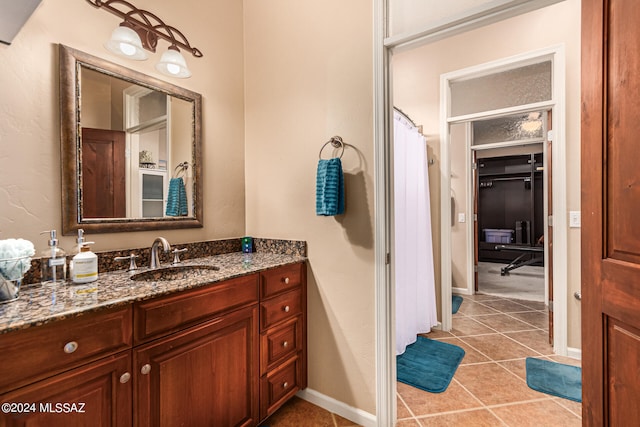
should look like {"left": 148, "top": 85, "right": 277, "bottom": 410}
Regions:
{"left": 316, "top": 157, "right": 345, "bottom": 216}
{"left": 166, "top": 177, "right": 188, "bottom": 216}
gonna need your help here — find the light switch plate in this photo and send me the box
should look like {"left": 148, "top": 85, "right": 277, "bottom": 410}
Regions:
{"left": 458, "top": 213, "right": 466, "bottom": 223}
{"left": 569, "top": 211, "right": 581, "bottom": 228}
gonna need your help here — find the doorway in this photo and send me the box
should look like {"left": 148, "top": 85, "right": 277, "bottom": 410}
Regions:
{"left": 474, "top": 142, "right": 546, "bottom": 304}
{"left": 438, "top": 47, "right": 567, "bottom": 356}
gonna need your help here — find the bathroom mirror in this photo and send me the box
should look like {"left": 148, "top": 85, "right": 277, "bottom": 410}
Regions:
{"left": 60, "top": 44, "right": 203, "bottom": 234}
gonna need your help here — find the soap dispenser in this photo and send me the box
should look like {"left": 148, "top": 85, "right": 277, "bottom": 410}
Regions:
{"left": 40, "top": 230, "right": 67, "bottom": 285}
{"left": 69, "top": 229, "right": 85, "bottom": 279}
{"left": 71, "top": 242, "right": 98, "bottom": 284}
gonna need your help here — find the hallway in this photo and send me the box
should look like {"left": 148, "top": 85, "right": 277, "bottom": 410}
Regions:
{"left": 397, "top": 294, "right": 581, "bottom": 426}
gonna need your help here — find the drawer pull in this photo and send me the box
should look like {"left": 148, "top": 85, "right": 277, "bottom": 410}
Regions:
{"left": 63, "top": 341, "right": 78, "bottom": 354}
{"left": 283, "top": 277, "right": 290, "bottom": 284}
{"left": 283, "top": 381, "right": 289, "bottom": 389}
{"left": 283, "top": 305, "right": 290, "bottom": 313}
{"left": 282, "top": 341, "right": 289, "bottom": 348}
{"left": 140, "top": 364, "right": 151, "bottom": 375}
{"left": 119, "top": 372, "right": 131, "bottom": 384}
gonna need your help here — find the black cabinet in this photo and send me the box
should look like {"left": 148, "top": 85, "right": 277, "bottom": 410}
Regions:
{"left": 477, "top": 153, "right": 544, "bottom": 263}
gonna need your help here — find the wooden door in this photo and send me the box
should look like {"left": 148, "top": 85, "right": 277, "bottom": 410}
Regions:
{"left": 0, "top": 352, "right": 132, "bottom": 427}
{"left": 81, "top": 128, "right": 126, "bottom": 218}
{"left": 582, "top": 0, "right": 640, "bottom": 424}
{"left": 134, "top": 306, "right": 259, "bottom": 427}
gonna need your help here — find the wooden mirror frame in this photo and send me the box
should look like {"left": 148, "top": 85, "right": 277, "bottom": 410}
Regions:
{"left": 59, "top": 44, "right": 203, "bottom": 234}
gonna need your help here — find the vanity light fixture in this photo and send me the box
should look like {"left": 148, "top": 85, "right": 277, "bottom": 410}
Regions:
{"left": 86, "top": 0, "right": 203, "bottom": 78}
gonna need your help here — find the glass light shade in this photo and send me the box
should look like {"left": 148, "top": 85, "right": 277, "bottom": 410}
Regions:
{"left": 105, "top": 25, "right": 148, "bottom": 60}
{"left": 155, "top": 48, "right": 191, "bottom": 78}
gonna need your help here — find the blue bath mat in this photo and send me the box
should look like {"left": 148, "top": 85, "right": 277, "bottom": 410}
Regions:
{"left": 526, "top": 357, "right": 582, "bottom": 402}
{"left": 397, "top": 336, "right": 465, "bottom": 393}
{"left": 452, "top": 295, "right": 463, "bottom": 314}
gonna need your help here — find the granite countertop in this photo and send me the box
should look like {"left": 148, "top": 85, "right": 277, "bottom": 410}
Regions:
{"left": 0, "top": 251, "right": 306, "bottom": 334}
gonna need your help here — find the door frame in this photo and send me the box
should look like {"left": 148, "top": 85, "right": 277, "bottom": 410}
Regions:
{"left": 439, "top": 46, "right": 568, "bottom": 354}
{"left": 374, "top": 2, "right": 568, "bottom": 426}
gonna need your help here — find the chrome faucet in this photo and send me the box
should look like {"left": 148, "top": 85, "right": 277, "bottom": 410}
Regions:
{"left": 150, "top": 237, "right": 171, "bottom": 269}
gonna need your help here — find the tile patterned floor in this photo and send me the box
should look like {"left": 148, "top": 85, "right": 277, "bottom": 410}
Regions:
{"left": 262, "top": 294, "right": 581, "bottom": 427}
{"left": 398, "top": 294, "right": 582, "bottom": 427}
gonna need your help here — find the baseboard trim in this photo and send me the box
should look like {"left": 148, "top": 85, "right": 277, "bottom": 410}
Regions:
{"left": 566, "top": 347, "right": 582, "bottom": 360}
{"left": 296, "top": 388, "right": 377, "bottom": 427}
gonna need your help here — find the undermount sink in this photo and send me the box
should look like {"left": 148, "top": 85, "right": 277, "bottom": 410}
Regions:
{"left": 130, "top": 265, "right": 220, "bottom": 282}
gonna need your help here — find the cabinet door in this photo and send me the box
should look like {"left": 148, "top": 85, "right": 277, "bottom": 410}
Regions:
{"left": 134, "top": 306, "right": 258, "bottom": 427}
{"left": 0, "top": 352, "right": 132, "bottom": 427}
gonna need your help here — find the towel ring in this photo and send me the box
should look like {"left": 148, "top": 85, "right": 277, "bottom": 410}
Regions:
{"left": 319, "top": 136, "right": 345, "bottom": 159}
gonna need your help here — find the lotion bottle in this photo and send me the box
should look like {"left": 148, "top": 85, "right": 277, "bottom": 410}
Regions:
{"left": 71, "top": 242, "right": 98, "bottom": 284}
{"left": 40, "top": 230, "right": 67, "bottom": 285}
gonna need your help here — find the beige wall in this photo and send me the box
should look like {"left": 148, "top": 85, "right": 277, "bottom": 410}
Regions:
{"left": 0, "top": 0, "right": 245, "bottom": 251}
{"left": 393, "top": 0, "right": 582, "bottom": 348}
{"left": 243, "top": 0, "right": 376, "bottom": 414}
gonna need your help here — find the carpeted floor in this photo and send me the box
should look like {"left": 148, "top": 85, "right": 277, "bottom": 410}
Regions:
{"left": 477, "top": 261, "right": 544, "bottom": 302}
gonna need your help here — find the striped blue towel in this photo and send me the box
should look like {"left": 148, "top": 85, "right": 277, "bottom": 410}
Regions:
{"left": 166, "top": 177, "right": 188, "bottom": 216}
{"left": 316, "top": 157, "right": 345, "bottom": 216}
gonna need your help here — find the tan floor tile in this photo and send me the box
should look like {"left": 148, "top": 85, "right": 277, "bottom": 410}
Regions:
{"left": 498, "top": 358, "right": 528, "bottom": 381}
{"left": 333, "top": 413, "right": 361, "bottom": 426}
{"left": 467, "top": 293, "right": 504, "bottom": 302}
{"left": 473, "top": 313, "right": 538, "bottom": 333}
{"left": 259, "top": 397, "right": 335, "bottom": 427}
{"left": 397, "top": 381, "right": 482, "bottom": 416}
{"left": 510, "top": 299, "right": 547, "bottom": 311}
{"left": 417, "top": 409, "right": 503, "bottom": 426}
{"left": 396, "top": 419, "right": 422, "bottom": 427}
{"left": 491, "top": 399, "right": 581, "bottom": 426}
{"left": 461, "top": 334, "right": 540, "bottom": 361}
{"left": 434, "top": 337, "right": 490, "bottom": 365}
{"left": 451, "top": 316, "right": 496, "bottom": 336}
{"left": 553, "top": 397, "right": 583, "bottom": 418}
{"left": 454, "top": 363, "right": 542, "bottom": 405}
{"left": 503, "top": 329, "right": 554, "bottom": 355}
{"left": 479, "top": 298, "right": 533, "bottom": 313}
{"left": 509, "top": 311, "right": 549, "bottom": 329}
{"left": 421, "top": 328, "right": 454, "bottom": 339}
{"left": 457, "top": 300, "right": 500, "bottom": 315}
{"left": 397, "top": 395, "right": 413, "bottom": 419}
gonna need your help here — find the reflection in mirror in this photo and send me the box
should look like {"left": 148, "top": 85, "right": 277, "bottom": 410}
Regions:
{"left": 60, "top": 44, "right": 203, "bottom": 234}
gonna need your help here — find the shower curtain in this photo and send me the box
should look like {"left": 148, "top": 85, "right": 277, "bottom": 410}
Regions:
{"left": 394, "top": 110, "right": 438, "bottom": 355}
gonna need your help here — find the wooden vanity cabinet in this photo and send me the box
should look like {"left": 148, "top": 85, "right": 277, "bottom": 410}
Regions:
{"left": 0, "top": 262, "right": 306, "bottom": 427}
{"left": 0, "top": 306, "right": 133, "bottom": 427}
{"left": 0, "top": 352, "right": 132, "bottom": 427}
{"left": 132, "top": 273, "right": 260, "bottom": 427}
{"left": 258, "top": 263, "right": 307, "bottom": 420}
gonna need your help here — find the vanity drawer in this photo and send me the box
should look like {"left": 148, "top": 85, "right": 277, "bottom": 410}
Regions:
{"left": 260, "top": 263, "right": 303, "bottom": 299}
{"left": 134, "top": 273, "right": 259, "bottom": 344}
{"left": 260, "top": 315, "right": 302, "bottom": 374}
{"left": 0, "top": 306, "right": 132, "bottom": 394}
{"left": 260, "top": 288, "right": 302, "bottom": 330}
{"left": 260, "top": 354, "right": 303, "bottom": 419}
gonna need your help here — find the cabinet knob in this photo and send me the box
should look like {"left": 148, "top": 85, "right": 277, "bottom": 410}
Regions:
{"left": 283, "top": 277, "right": 290, "bottom": 284}
{"left": 63, "top": 341, "right": 78, "bottom": 354}
{"left": 283, "top": 305, "right": 290, "bottom": 313}
{"left": 283, "top": 382, "right": 289, "bottom": 389}
{"left": 120, "top": 372, "right": 131, "bottom": 384}
{"left": 282, "top": 341, "right": 289, "bottom": 348}
{"left": 140, "top": 364, "right": 151, "bottom": 375}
